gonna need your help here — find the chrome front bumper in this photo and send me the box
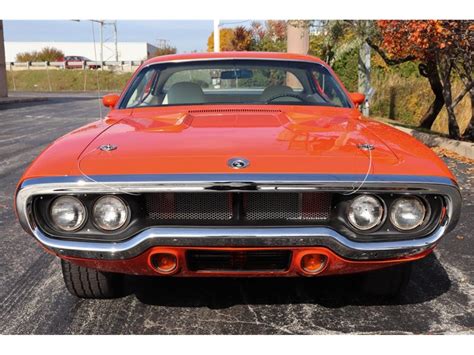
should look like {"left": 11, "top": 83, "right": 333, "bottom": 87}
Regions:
{"left": 30, "top": 223, "right": 450, "bottom": 260}
{"left": 16, "top": 174, "right": 462, "bottom": 261}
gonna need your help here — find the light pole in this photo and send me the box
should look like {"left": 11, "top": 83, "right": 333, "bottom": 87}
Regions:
{"left": 213, "top": 20, "right": 220, "bottom": 52}
{"left": 0, "top": 20, "right": 8, "bottom": 98}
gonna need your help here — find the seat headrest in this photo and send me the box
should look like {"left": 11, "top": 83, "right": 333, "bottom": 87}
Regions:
{"left": 167, "top": 82, "right": 205, "bottom": 105}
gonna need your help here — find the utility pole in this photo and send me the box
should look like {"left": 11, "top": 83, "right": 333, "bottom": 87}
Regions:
{"left": 213, "top": 20, "right": 220, "bottom": 52}
{"left": 88, "top": 20, "right": 119, "bottom": 66}
{"left": 99, "top": 21, "right": 103, "bottom": 66}
{"left": 287, "top": 20, "right": 309, "bottom": 55}
{"left": 113, "top": 22, "right": 118, "bottom": 61}
{"left": 0, "top": 20, "right": 7, "bottom": 98}
{"left": 286, "top": 21, "right": 309, "bottom": 87}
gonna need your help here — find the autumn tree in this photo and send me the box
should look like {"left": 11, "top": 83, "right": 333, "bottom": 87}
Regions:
{"left": 231, "top": 26, "right": 253, "bottom": 51}
{"left": 207, "top": 28, "right": 235, "bottom": 52}
{"left": 250, "top": 21, "right": 266, "bottom": 42}
{"left": 208, "top": 22, "right": 286, "bottom": 53}
{"left": 250, "top": 20, "right": 287, "bottom": 52}
{"left": 373, "top": 20, "right": 473, "bottom": 139}
{"left": 152, "top": 44, "right": 177, "bottom": 57}
{"left": 447, "top": 21, "right": 473, "bottom": 140}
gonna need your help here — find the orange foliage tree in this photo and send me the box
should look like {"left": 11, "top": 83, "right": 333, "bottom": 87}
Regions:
{"left": 207, "top": 28, "right": 237, "bottom": 52}
{"left": 231, "top": 26, "right": 253, "bottom": 51}
{"left": 373, "top": 20, "right": 473, "bottom": 139}
{"left": 152, "top": 45, "right": 177, "bottom": 58}
{"left": 207, "top": 26, "right": 254, "bottom": 52}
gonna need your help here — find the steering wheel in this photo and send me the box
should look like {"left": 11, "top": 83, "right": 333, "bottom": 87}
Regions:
{"left": 265, "top": 93, "right": 307, "bottom": 103}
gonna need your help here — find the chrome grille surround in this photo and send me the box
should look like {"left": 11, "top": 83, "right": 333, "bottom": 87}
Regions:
{"left": 15, "top": 173, "right": 462, "bottom": 261}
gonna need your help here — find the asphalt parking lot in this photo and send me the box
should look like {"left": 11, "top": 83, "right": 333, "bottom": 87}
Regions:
{"left": 0, "top": 95, "right": 472, "bottom": 334}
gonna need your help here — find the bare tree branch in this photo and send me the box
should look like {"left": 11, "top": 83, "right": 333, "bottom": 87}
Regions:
{"left": 366, "top": 38, "right": 416, "bottom": 66}
{"left": 453, "top": 63, "right": 471, "bottom": 88}
{"left": 453, "top": 81, "right": 474, "bottom": 108}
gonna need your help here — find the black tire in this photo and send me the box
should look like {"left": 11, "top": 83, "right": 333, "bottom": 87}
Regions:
{"left": 61, "top": 260, "right": 124, "bottom": 299}
{"left": 361, "top": 262, "right": 413, "bottom": 298}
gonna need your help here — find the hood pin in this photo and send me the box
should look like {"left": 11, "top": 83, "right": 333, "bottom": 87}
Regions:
{"left": 357, "top": 143, "right": 375, "bottom": 151}
{"left": 99, "top": 144, "right": 117, "bottom": 152}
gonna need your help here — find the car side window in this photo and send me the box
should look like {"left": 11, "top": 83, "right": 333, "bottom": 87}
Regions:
{"left": 125, "top": 69, "right": 160, "bottom": 108}
{"left": 312, "top": 69, "right": 348, "bottom": 107}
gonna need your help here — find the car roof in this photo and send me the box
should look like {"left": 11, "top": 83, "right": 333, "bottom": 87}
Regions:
{"left": 144, "top": 51, "right": 327, "bottom": 66}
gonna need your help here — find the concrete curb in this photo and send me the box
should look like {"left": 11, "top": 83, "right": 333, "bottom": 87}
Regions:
{"left": 0, "top": 97, "right": 48, "bottom": 106}
{"left": 390, "top": 124, "right": 474, "bottom": 160}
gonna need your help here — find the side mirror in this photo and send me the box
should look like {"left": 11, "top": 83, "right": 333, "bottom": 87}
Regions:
{"left": 349, "top": 92, "right": 365, "bottom": 106}
{"left": 102, "top": 94, "right": 120, "bottom": 108}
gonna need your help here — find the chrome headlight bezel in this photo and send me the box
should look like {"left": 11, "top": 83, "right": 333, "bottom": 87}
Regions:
{"left": 92, "top": 195, "right": 130, "bottom": 232}
{"left": 49, "top": 195, "right": 87, "bottom": 232}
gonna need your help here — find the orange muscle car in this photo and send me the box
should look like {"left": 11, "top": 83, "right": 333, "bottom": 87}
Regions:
{"left": 15, "top": 52, "right": 461, "bottom": 299}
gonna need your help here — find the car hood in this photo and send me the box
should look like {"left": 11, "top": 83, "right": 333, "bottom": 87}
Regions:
{"left": 74, "top": 106, "right": 405, "bottom": 176}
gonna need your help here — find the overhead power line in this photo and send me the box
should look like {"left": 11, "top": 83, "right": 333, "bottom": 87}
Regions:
{"left": 219, "top": 20, "right": 251, "bottom": 27}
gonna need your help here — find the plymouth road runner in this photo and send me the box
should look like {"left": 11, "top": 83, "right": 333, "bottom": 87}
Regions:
{"left": 15, "top": 52, "right": 461, "bottom": 298}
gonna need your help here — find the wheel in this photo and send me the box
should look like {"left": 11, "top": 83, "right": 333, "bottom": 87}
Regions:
{"left": 361, "top": 262, "right": 413, "bottom": 298}
{"left": 61, "top": 260, "right": 124, "bottom": 299}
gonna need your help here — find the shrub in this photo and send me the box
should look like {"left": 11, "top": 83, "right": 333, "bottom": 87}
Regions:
{"left": 15, "top": 47, "right": 64, "bottom": 62}
{"left": 152, "top": 45, "right": 177, "bottom": 57}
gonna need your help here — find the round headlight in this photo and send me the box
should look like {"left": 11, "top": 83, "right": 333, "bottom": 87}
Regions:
{"left": 92, "top": 195, "right": 129, "bottom": 231}
{"left": 50, "top": 196, "right": 86, "bottom": 232}
{"left": 347, "top": 195, "right": 384, "bottom": 230}
{"left": 390, "top": 197, "right": 426, "bottom": 230}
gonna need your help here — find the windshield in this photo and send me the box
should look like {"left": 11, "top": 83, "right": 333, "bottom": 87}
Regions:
{"left": 120, "top": 59, "right": 351, "bottom": 109}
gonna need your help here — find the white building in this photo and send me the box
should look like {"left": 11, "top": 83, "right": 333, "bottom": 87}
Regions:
{"left": 5, "top": 42, "right": 159, "bottom": 62}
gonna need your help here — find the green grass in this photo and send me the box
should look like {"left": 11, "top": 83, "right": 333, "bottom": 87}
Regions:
{"left": 7, "top": 69, "right": 132, "bottom": 92}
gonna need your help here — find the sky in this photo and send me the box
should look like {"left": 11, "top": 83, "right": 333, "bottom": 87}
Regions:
{"left": 2, "top": 20, "right": 246, "bottom": 53}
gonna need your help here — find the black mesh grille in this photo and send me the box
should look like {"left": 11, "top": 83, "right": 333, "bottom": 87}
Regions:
{"left": 145, "top": 192, "right": 331, "bottom": 225}
{"left": 244, "top": 192, "right": 331, "bottom": 221}
{"left": 186, "top": 250, "right": 292, "bottom": 271}
{"left": 146, "top": 192, "right": 233, "bottom": 221}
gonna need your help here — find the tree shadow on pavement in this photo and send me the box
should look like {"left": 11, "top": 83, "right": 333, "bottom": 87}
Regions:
{"left": 128, "top": 253, "right": 451, "bottom": 309}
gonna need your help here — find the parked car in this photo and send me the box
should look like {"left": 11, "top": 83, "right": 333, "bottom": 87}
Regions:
{"left": 15, "top": 52, "right": 461, "bottom": 299}
{"left": 62, "top": 55, "right": 100, "bottom": 69}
